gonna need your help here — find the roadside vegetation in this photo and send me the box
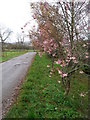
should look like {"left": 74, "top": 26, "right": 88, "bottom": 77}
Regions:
{"left": 6, "top": 54, "right": 88, "bottom": 119}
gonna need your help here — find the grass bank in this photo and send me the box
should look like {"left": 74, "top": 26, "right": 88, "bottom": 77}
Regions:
{"left": 5, "top": 54, "right": 88, "bottom": 119}
{"left": 0, "top": 50, "right": 30, "bottom": 62}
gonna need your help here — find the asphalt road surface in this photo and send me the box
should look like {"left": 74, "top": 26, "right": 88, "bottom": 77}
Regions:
{"left": 1, "top": 52, "right": 36, "bottom": 116}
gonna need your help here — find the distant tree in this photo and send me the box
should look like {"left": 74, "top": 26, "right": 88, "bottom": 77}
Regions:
{"left": 0, "top": 25, "right": 12, "bottom": 51}
{"left": 16, "top": 33, "right": 25, "bottom": 44}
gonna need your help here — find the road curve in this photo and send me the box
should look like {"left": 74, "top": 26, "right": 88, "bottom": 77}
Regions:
{"left": 1, "top": 52, "right": 36, "bottom": 116}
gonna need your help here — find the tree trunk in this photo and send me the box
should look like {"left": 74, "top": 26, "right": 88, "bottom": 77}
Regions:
{"left": 71, "top": 0, "right": 74, "bottom": 56}
{"left": 51, "top": 57, "right": 54, "bottom": 70}
{"left": 2, "top": 41, "right": 4, "bottom": 52}
{"left": 64, "top": 78, "right": 70, "bottom": 95}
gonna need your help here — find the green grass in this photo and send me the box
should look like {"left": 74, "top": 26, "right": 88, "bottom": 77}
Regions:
{"left": 5, "top": 54, "right": 88, "bottom": 119}
{"left": 0, "top": 50, "right": 29, "bottom": 62}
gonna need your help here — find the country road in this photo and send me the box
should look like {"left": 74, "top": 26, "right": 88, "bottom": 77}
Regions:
{"left": 1, "top": 52, "right": 36, "bottom": 116}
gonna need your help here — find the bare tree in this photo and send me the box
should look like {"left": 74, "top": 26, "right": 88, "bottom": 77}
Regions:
{"left": 0, "top": 25, "right": 12, "bottom": 51}
{"left": 16, "top": 33, "right": 25, "bottom": 44}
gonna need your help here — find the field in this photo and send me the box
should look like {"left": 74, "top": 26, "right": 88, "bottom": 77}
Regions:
{"left": 5, "top": 54, "right": 88, "bottom": 119}
{"left": 0, "top": 50, "right": 31, "bottom": 62}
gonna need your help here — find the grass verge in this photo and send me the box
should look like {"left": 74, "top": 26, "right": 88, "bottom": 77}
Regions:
{"left": 5, "top": 54, "right": 88, "bottom": 119}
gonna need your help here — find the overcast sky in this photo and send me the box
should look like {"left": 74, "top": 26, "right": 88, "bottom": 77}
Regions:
{"left": 0, "top": 0, "right": 39, "bottom": 31}
{"left": 0, "top": 0, "right": 37, "bottom": 42}
{"left": 0, "top": 0, "right": 58, "bottom": 42}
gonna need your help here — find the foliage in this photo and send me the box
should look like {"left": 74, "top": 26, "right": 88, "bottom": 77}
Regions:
{"left": 29, "top": 1, "right": 89, "bottom": 95}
